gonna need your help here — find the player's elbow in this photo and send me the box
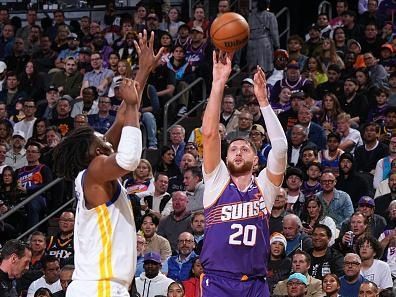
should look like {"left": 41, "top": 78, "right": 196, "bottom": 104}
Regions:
{"left": 116, "top": 152, "right": 141, "bottom": 171}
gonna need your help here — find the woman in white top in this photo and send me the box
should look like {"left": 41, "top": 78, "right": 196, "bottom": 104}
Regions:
{"left": 301, "top": 196, "right": 338, "bottom": 245}
{"left": 160, "top": 8, "right": 185, "bottom": 40}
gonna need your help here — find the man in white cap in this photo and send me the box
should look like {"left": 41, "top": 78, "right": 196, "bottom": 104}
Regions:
{"left": 5, "top": 130, "right": 27, "bottom": 170}
{"left": 235, "top": 78, "right": 254, "bottom": 109}
{"left": 0, "top": 61, "right": 6, "bottom": 91}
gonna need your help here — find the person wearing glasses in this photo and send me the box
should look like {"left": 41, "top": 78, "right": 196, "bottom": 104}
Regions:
{"left": 14, "top": 98, "right": 37, "bottom": 139}
{"left": 339, "top": 253, "right": 368, "bottom": 297}
{"left": 87, "top": 96, "right": 115, "bottom": 134}
{"left": 16, "top": 141, "right": 52, "bottom": 228}
{"left": 167, "top": 232, "right": 197, "bottom": 282}
{"left": 315, "top": 170, "right": 354, "bottom": 228}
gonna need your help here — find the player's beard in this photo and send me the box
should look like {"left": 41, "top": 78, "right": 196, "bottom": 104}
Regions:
{"left": 228, "top": 159, "right": 253, "bottom": 176}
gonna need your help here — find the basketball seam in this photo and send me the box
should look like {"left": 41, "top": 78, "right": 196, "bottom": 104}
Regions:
{"left": 211, "top": 18, "right": 247, "bottom": 38}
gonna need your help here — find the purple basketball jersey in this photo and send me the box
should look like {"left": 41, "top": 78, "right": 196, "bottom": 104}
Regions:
{"left": 200, "top": 178, "right": 271, "bottom": 278}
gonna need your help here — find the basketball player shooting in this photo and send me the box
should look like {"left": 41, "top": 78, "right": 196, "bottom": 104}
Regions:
{"left": 53, "top": 31, "right": 163, "bottom": 297}
{"left": 200, "top": 51, "right": 288, "bottom": 297}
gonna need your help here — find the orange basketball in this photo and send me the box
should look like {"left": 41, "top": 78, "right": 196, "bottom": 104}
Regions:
{"left": 210, "top": 12, "right": 250, "bottom": 52}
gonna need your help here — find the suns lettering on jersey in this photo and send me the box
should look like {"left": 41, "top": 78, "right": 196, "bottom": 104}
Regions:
{"left": 220, "top": 196, "right": 268, "bottom": 222}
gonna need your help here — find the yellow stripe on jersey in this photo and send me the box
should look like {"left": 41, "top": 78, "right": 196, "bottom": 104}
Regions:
{"left": 96, "top": 205, "right": 114, "bottom": 297}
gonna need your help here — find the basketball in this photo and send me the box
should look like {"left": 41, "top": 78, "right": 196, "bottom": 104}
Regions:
{"left": 210, "top": 12, "right": 250, "bottom": 52}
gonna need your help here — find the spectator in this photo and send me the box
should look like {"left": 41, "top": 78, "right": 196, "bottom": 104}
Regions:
{"left": 160, "top": 7, "right": 185, "bottom": 40}
{"left": 337, "top": 212, "right": 370, "bottom": 254}
{"left": 72, "top": 87, "right": 99, "bottom": 118}
{"left": 316, "top": 171, "right": 354, "bottom": 228}
{"left": 155, "top": 146, "right": 180, "bottom": 179}
{"left": 247, "top": 98, "right": 266, "bottom": 127}
{"left": 50, "top": 97, "right": 74, "bottom": 137}
{"left": 341, "top": 10, "right": 362, "bottom": 40}
{"left": 300, "top": 161, "right": 322, "bottom": 199}
{"left": 249, "top": 123, "right": 271, "bottom": 168}
{"left": 0, "top": 142, "right": 7, "bottom": 173}
{"left": 31, "top": 35, "right": 57, "bottom": 74}
{"left": 17, "top": 141, "right": 52, "bottom": 228}
{"left": 146, "top": 12, "right": 167, "bottom": 50}
{"left": 375, "top": 158, "right": 396, "bottom": 198}
{"left": 295, "top": 105, "right": 327, "bottom": 150}
{"left": 336, "top": 113, "right": 363, "bottom": 154}
{"left": 135, "top": 234, "right": 146, "bottom": 277}
{"left": 247, "top": 0, "right": 279, "bottom": 73}
{"left": 187, "top": 5, "right": 210, "bottom": 38}
{"left": 339, "top": 253, "right": 367, "bottom": 297}
{"left": 183, "top": 166, "right": 204, "bottom": 212}
{"left": 316, "top": 66, "right": 344, "bottom": 102}
{"left": 278, "top": 92, "right": 305, "bottom": 131}
{"left": 0, "top": 71, "right": 28, "bottom": 116}
{"left": 284, "top": 167, "right": 305, "bottom": 216}
{"left": 166, "top": 281, "right": 185, "bottom": 297}
{"left": 27, "top": 256, "right": 62, "bottom": 297}
{"left": 301, "top": 197, "right": 337, "bottom": 245}
{"left": 139, "top": 83, "right": 160, "bottom": 150}
{"left": 226, "top": 110, "right": 253, "bottom": 141}
{"left": 135, "top": 252, "right": 174, "bottom": 297}
{"left": 54, "top": 33, "right": 80, "bottom": 70}
{"left": 141, "top": 213, "right": 172, "bottom": 264}
{"left": 269, "top": 188, "right": 289, "bottom": 234}
{"left": 267, "top": 50, "right": 289, "bottom": 87}
{"left": 357, "top": 236, "right": 393, "bottom": 289}
{"left": 51, "top": 57, "right": 83, "bottom": 99}
{"left": 182, "top": 257, "right": 203, "bottom": 297}
{"left": 139, "top": 171, "right": 171, "bottom": 219}
{"left": 302, "top": 56, "right": 328, "bottom": 87}
{"left": 354, "top": 196, "right": 386, "bottom": 238}
{"left": 337, "top": 152, "right": 372, "bottom": 207}
{"left": 267, "top": 233, "right": 292, "bottom": 293}
{"left": 80, "top": 53, "right": 114, "bottom": 97}
{"left": 373, "top": 134, "right": 396, "bottom": 189}
{"left": 0, "top": 23, "right": 15, "bottom": 61}
{"left": 190, "top": 211, "right": 205, "bottom": 255}
{"left": 304, "top": 24, "right": 322, "bottom": 58}
{"left": 169, "top": 125, "right": 186, "bottom": 167}
{"left": 287, "top": 35, "right": 308, "bottom": 70}
{"left": 282, "top": 214, "right": 313, "bottom": 256}
{"left": 220, "top": 95, "right": 240, "bottom": 134}
{"left": 24, "top": 24, "right": 41, "bottom": 55}
{"left": 158, "top": 191, "right": 193, "bottom": 253}
{"left": 308, "top": 224, "right": 344, "bottom": 280}
{"left": 355, "top": 122, "right": 388, "bottom": 175}
{"left": 367, "top": 88, "right": 389, "bottom": 125}
{"left": 5, "top": 130, "right": 27, "bottom": 170}
{"left": 273, "top": 250, "right": 323, "bottom": 297}
{"left": 360, "top": 23, "right": 385, "bottom": 58}
{"left": 287, "top": 125, "right": 316, "bottom": 167}
{"left": 379, "top": 107, "right": 396, "bottom": 145}
{"left": 14, "top": 98, "right": 37, "bottom": 140}
{"left": 46, "top": 211, "right": 75, "bottom": 266}
{"left": 271, "top": 86, "right": 292, "bottom": 115}
{"left": 363, "top": 52, "right": 388, "bottom": 88}
{"left": 322, "top": 274, "right": 341, "bottom": 297}
{"left": 0, "top": 240, "right": 31, "bottom": 296}
{"left": 52, "top": 265, "right": 74, "bottom": 297}
{"left": 355, "top": 68, "right": 375, "bottom": 105}
{"left": 167, "top": 232, "right": 197, "bottom": 282}
{"left": 317, "top": 38, "right": 345, "bottom": 71}
{"left": 18, "top": 61, "right": 46, "bottom": 103}
{"left": 174, "top": 24, "right": 191, "bottom": 49}
{"left": 87, "top": 96, "right": 115, "bottom": 134}
{"left": 16, "top": 8, "right": 37, "bottom": 40}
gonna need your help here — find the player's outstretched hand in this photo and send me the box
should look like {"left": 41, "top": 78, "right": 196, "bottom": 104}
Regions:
{"left": 253, "top": 65, "right": 269, "bottom": 105}
{"left": 212, "top": 50, "right": 233, "bottom": 84}
{"left": 118, "top": 78, "right": 140, "bottom": 106}
{"left": 134, "top": 30, "right": 164, "bottom": 72}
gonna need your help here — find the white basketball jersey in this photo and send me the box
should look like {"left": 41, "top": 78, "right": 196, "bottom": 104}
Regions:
{"left": 72, "top": 170, "right": 136, "bottom": 292}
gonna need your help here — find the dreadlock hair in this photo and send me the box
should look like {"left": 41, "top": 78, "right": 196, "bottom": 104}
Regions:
{"left": 53, "top": 126, "right": 97, "bottom": 181}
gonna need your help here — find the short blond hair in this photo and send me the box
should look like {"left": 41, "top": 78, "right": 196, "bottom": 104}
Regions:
{"left": 337, "top": 112, "right": 351, "bottom": 122}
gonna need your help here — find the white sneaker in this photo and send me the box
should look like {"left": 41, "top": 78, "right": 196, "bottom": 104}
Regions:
{"left": 177, "top": 106, "right": 188, "bottom": 117}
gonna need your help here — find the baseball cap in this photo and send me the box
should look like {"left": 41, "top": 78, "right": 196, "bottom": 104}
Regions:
{"left": 143, "top": 252, "right": 161, "bottom": 264}
{"left": 251, "top": 124, "right": 265, "bottom": 135}
{"left": 242, "top": 78, "right": 254, "bottom": 85}
{"left": 308, "top": 23, "right": 321, "bottom": 32}
{"left": 12, "top": 130, "right": 26, "bottom": 140}
{"left": 358, "top": 196, "right": 375, "bottom": 207}
{"left": 381, "top": 43, "right": 393, "bottom": 53}
{"left": 192, "top": 26, "right": 204, "bottom": 34}
{"left": 79, "top": 47, "right": 92, "bottom": 55}
{"left": 47, "top": 85, "right": 58, "bottom": 93}
{"left": 286, "top": 61, "right": 300, "bottom": 70}
{"left": 347, "top": 39, "right": 362, "bottom": 51}
{"left": 288, "top": 273, "right": 308, "bottom": 286}
{"left": 0, "top": 61, "right": 7, "bottom": 74}
{"left": 270, "top": 232, "right": 287, "bottom": 248}
{"left": 67, "top": 32, "right": 78, "bottom": 40}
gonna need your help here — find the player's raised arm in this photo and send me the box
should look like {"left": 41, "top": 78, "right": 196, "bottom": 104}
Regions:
{"left": 105, "top": 30, "right": 163, "bottom": 150}
{"left": 254, "top": 66, "right": 287, "bottom": 186}
{"left": 202, "top": 51, "right": 233, "bottom": 174}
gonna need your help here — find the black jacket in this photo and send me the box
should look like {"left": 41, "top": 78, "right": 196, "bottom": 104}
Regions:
{"left": 0, "top": 269, "right": 16, "bottom": 297}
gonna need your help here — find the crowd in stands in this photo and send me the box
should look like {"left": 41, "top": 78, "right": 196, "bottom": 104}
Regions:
{"left": 0, "top": 0, "right": 396, "bottom": 296}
